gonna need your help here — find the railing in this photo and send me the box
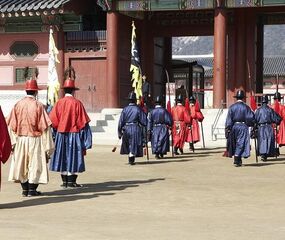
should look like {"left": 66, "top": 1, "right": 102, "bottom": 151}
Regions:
{"left": 211, "top": 101, "right": 227, "bottom": 141}
{"left": 65, "top": 30, "right": 107, "bottom": 52}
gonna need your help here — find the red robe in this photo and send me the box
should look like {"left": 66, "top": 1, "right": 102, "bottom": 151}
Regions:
{"left": 186, "top": 105, "right": 204, "bottom": 143}
{"left": 49, "top": 96, "right": 90, "bottom": 133}
{"left": 171, "top": 104, "right": 191, "bottom": 149}
{"left": 0, "top": 107, "right": 12, "bottom": 187}
{"left": 271, "top": 103, "right": 285, "bottom": 146}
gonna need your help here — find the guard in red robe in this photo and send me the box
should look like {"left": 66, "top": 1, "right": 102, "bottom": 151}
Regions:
{"left": 49, "top": 67, "right": 92, "bottom": 188}
{"left": 186, "top": 96, "right": 204, "bottom": 151}
{"left": 271, "top": 92, "right": 285, "bottom": 154}
{"left": 0, "top": 106, "right": 12, "bottom": 188}
{"left": 171, "top": 94, "right": 191, "bottom": 155}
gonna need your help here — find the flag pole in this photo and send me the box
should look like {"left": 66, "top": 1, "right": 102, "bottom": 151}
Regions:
{"left": 164, "top": 68, "right": 174, "bottom": 157}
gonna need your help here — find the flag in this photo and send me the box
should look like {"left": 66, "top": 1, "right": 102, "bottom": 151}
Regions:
{"left": 250, "top": 95, "right": 257, "bottom": 111}
{"left": 130, "top": 21, "right": 142, "bottom": 100}
{"left": 47, "top": 27, "right": 60, "bottom": 107}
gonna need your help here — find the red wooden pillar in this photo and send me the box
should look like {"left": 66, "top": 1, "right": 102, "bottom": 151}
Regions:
{"left": 235, "top": 10, "right": 246, "bottom": 93}
{"left": 213, "top": 3, "right": 227, "bottom": 108}
{"left": 107, "top": 12, "right": 119, "bottom": 108}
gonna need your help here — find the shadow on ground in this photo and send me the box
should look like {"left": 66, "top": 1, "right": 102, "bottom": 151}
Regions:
{"left": 135, "top": 159, "right": 192, "bottom": 165}
{"left": 0, "top": 178, "right": 165, "bottom": 209}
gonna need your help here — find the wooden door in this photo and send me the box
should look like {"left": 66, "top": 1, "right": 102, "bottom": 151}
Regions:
{"left": 70, "top": 57, "right": 107, "bottom": 112}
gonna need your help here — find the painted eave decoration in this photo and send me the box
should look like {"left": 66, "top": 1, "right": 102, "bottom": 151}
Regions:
{"left": 0, "top": 0, "right": 72, "bottom": 18}
{"left": 114, "top": 0, "right": 285, "bottom": 12}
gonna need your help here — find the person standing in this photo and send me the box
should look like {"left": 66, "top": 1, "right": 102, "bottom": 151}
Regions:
{"left": 225, "top": 90, "right": 255, "bottom": 167}
{"left": 171, "top": 94, "right": 191, "bottom": 155}
{"left": 271, "top": 92, "right": 285, "bottom": 154}
{"left": 7, "top": 68, "right": 54, "bottom": 196}
{"left": 49, "top": 67, "right": 92, "bottom": 188}
{"left": 142, "top": 75, "right": 151, "bottom": 108}
{"left": 0, "top": 106, "right": 12, "bottom": 188}
{"left": 118, "top": 92, "right": 147, "bottom": 165}
{"left": 254, "top": 95, "right": 282, "bottom": 161}
{"left": 147, "top": 96, "right": 173, "bottom": 159}
{"left": 185, "top": 96, "right": 204, "bottom": 151}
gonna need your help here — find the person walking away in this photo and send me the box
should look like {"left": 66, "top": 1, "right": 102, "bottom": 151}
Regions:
{"left": 171, "top": 94, "right": 192, "bottom": 155}
{"left": 186, "top": 96, "right": 204, "bottom": 151}
{"left": 0, "top": 106, "right": 12, "bottom": 189}
{"left": 225, "top": 90, "right": 255, "bottom": 167}
{"left": 118, "top": 92, "right": 147, "bottom": 165}
{"left": 255, "top": 95, "right": 282, "bottom": 161}
{"left": 7, "top": 68, "right": 54, "bottom": 196}
{"left": 271, "top": 92, "right": 285, "bottom": 155}
{"left": 49, "top": 67, "right": 92, "bottom": 188}
{"left": 147, "top": 96, "right": 173, "bottom": 159}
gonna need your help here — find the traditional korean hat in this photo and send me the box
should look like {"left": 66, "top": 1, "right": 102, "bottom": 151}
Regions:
{"left": 261, "top": 95, "right": 269, "bottom": 104}
{"left": 24, "top": 67, "right": 41, "bottom": 91}
{"left": 273, "top": 92, "right": 283, "bottom": 100}
{"left": 127, "top": 91, "right": 137, "bottom": 101}
{"left": 189, "top": 95, "right": 196, "bottom": 103}
{"left": 233, "top": 90, "right": 245, "bottom": 99}
{"left": 176, "top": 94, "right": 184, "bottom": 103}
{"left": 155, "top": 95, "right": 163, "bottom": 104}
{"left": 63, "top": 66, "right": 79, "bottom": 90}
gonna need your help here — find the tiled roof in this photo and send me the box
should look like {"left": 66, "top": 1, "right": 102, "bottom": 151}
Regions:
{"left": 264, "top": 56, "right": 285, "bottom": 76}
{"left": 0, "top": 0, "right": 71, "bottom": 14}
{"left": 174, "top": 56, "right": 285, "bottom": 77}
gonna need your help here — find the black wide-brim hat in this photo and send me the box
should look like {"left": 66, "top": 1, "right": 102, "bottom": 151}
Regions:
{"left": 273, "top": 92, "right": 283, "bottom": 100}
{"left": 233, "top": 90, "right": 246, "bottom": 99}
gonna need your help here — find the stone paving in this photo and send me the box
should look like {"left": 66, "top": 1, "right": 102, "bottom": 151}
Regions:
{"left": 1, "top": 145, "right": 285, "bottom": 240}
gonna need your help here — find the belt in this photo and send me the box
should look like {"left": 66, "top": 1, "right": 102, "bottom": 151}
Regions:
{"left": 154, "top": 123, "right": 165, "bottom": 127}
{"left": 258, "top": 123, "right": 271, "bottom": 126}
{"left": 125, "top": 122, "right": 138, "bottom": 126}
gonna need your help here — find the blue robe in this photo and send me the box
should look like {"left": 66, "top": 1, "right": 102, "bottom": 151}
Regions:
{"left": 147, "top": 106, "right": 173, "bottom": 155}
{"left": 225, "top": 101, "right": 255, "bottom": 158}
{"left": 118, "top": 103, "right": 147, "bottom": 157}
{"left": 49, "top": 124, "right": 92, "bottom": 173}
{"left": 255, "top": 104, "right": 282, "bottom": 156}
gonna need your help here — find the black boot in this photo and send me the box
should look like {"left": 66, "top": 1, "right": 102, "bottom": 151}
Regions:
{"left": 261, "top": 155, "right": 267, "bottom": 162}
{"left": 67, "top": 175, "right": 83, "bottom": 188}
{"left": 128, "top": 156, "right": 135, "bottom": 165}
{"left": 189, "top": 143, "right": 194, "bottom": 151}
{"left": 155, "top": 154, "right": 160, "bottom": 159}
{"left": 159, "top": 154, "right": 164, "bottom": 158}
{"left": 60, "top": 174, "right": 68, "bottom": 188}
{"left": 234, "top": 156, "right": 242, "bottom": 167}
{"left": 28, "top": 183, "right": 41, "bottom": 196}
{"left": 21, "top": 182, "right": 29, "bottom": 197}
{"left": 179, "top": 148, "right": 184, "bottom": 154}
{"left": 174, "top": 147, "right": 179, "bottom": 155}
{"left": 275, "top": 148, "right": 280, "bottom": 157}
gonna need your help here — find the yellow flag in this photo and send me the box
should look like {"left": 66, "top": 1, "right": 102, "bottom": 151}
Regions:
{"left": 130, "top": 21, "right": 142, "bottom": 99}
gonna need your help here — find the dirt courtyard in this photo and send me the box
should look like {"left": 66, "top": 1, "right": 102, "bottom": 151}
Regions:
{"left": 1, "top": 145, "right": 285, "bottom": 240}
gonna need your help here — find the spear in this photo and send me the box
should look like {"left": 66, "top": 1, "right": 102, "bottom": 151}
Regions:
{"left": 165, "top": 68, "right": 174, "bottom": 157}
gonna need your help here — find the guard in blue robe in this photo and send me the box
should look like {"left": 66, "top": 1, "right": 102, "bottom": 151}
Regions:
{"left": 147, "top": 96, "right": 173, "bottom": 159}
{"left": 254, "top": 95, "right": 282, "bottom": 161}
{"left": 225, "top": 90, "right": 255, "bottom": 167}
{"left": 118, "top": 92, "right": 147, "bottom": 165}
